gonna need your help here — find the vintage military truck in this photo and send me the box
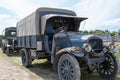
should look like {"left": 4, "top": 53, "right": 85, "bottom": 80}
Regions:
{"left": 1, "top": 27, "right": 18, "bottom": 56}
{"left": 17, "top": 8, "right": 118, "bottom": 80}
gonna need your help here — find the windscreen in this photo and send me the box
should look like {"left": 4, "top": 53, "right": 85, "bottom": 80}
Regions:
{"left": 5, "top": 31, "right": 16, "bottom": 37}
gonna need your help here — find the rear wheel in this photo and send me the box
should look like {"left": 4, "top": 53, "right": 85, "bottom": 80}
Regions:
{"left": 98, "top": 53, "right": 118, "bottom": 79}
{"left": 21, "top": 49, "right": 32, "bottom": 67}
{"left": 1, "top": 44, "right": 6, "bottom": 53}
{"left": 2, "top": 48, "right": 5, "bottom": 53}
{"left": 47, "top": 57, "right": 51, "bottom": 62}
{"left": 6, "top": 47, "right": 12, "bottom": 56}
{"left": 58, "top": 54, "right": 81, "bottom": 80}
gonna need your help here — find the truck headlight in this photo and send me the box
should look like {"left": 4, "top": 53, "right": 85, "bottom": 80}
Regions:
{"left": 83, "top": 44, "right": 92, "bottom": 52}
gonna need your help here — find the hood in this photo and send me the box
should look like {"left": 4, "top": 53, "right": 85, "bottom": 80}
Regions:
{"left": 68, "top": 34, "right": 102, "bottom": 47}
{"left": 54, "top": 32, "right": 103, "bottom": 49}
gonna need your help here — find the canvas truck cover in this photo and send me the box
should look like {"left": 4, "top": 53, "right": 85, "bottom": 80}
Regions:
{"left": 17, "top": 7, "right": 76, "bottom": 37}
{"left": 16, "top": 7, "right": 77, "bottom": 49}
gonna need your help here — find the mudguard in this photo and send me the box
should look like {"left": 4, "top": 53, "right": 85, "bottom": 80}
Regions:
{"left": 56, "top": 46, "right": 84, "bottom": 57}
{"left": 70, "top": 52, "right": 84, "bottom": 57}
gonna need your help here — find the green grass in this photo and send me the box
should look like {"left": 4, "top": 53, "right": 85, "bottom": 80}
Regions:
{"left": 31, "top": 59, "right": 120, "bottom": 80}
{"left": 115, "top": 45, "right": 120, "bottom": 58}
{"left": 115, "top": 53, "right": 120, "bottom": 58}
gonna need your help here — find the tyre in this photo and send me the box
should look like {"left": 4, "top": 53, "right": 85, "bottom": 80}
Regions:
{"left": 21, "top": 49, "right": 32, "bottom": 67}
{"left": 6, "top": 47, "right": 12, "bottom": 56}
{"left": 98, "top": 52, "right": 118, "bottom": 79}
{"left": 1, "top": 45, "right": 6, "bottom": 53}
{"left": 3, "top": 49, "right": 5, "bottom": 53}
{"left": 58, "top": 54, "right": 81, "bottom": 80}
{"left": 47, "top": 57, "right": 51, "bottom": 62}
{"left": 2, "top": 47, "right": 5, "bottom": 53}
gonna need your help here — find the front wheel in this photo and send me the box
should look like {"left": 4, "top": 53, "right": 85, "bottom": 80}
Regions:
{"left": 58, "top": 54, "right": 81, "bottom": 80}
{"left": 98, "top": 52, "right": 118, "bottom": 79}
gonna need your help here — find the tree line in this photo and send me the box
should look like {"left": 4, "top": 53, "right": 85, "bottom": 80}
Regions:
{"left": 80, "top": 29, "right": 118, "bottom": 36}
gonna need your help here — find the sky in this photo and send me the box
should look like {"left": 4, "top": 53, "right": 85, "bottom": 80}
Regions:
{"left": 0, "top": 0, "right": 120, "bottom": 34}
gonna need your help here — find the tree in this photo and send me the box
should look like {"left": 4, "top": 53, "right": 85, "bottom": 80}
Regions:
{"left": 111, "top": 31, "right": 117, "bottom": 36}
{"left": 80, "top": 29, "right": 117, "bottom": 36}
{"left": 83, "top": 30, "right": 88, "bottom": 34}
{"left": 105, "top": 30, "right": 110, "bottom": 34}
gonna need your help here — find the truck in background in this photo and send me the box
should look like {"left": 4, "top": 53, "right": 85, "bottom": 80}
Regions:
{"left": 1, "top": 27, "right": 19, "bottom": 56}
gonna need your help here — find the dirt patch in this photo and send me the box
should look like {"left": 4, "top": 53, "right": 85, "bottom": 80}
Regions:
{"left": 0, "top": 55, "right": 31, "bottom": 80}
{"left": 0, "top": 50, "right": 45, "bottom": 80}
{"left": 0, "top": 49, "right": 58, "bottom": 80}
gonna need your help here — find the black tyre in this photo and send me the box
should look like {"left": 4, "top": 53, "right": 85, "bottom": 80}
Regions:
{"left": 98, "top": 52, "right": 118, "bottom": 79}
{"left": 3, "top": 49, "right": 5, "bottom": 53}
{"left": 58, "top": 54, "right": 81, "bottom": 80}
{"left": 21, "top": 49, "right": 32, "bottom": 67}
{"left": 2, "top": 48, "right": 5, "bottom": 53}
{"left": 6, "top": 47, "right": 12, "bottom": 56}
{"left": 47, "top": 57, "right": 51, "bottom": 62}
{"left": 1, "top": 46, "right": 5, "bottom": 53}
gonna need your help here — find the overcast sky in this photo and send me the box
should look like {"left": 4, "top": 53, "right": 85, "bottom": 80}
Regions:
{"left": 0, "top": 0, "right": 120, "bottom": 34}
